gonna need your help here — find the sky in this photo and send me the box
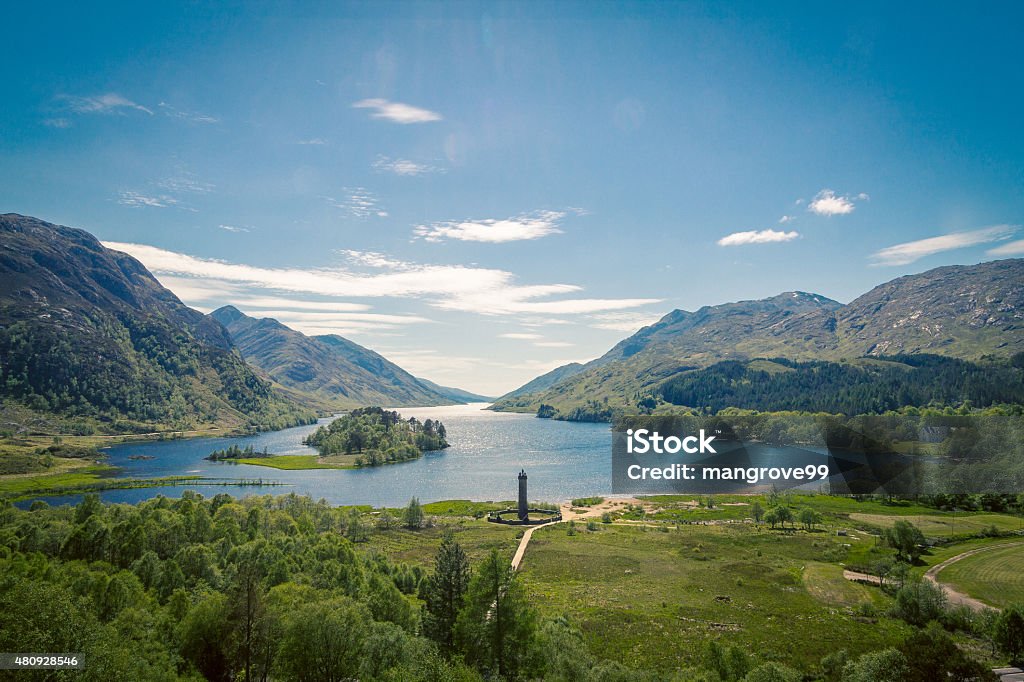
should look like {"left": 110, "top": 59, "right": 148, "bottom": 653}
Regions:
{"left": 2, "top": 1, "right": 1023, "bottom": 395}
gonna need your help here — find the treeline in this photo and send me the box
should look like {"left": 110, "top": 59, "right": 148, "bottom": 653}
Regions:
{"left": 0, "top": 316, "right": 315, "bottom": 434}
{"left": 304, "top": 407, "right": 448, "bottom": 467}
{"left": 205, "top": 445, "right": 271, "bottom": 461}
{"left": 1, "top": 493, "right": 1016, "bottom": 681}
{"left": 660, "top": 354, "right": 1024, "bottom": 415}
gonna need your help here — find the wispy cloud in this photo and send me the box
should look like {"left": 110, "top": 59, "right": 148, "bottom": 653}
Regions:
{"left": 588, "top": 311, "right": 664, "bottom": 332}
{"left": 807, "top": 189, "right": 867, "bottom": 216}
{"left": 218, "top": 224, "right": 249, "bottom": 233}
{"left": 63, "top": 93, "right": 153, "bottom": 115}
{"left": 717, "top": 229, "right": 799, "bottom": 246}
{"left": 297, "top": 138, "right": 327, "bottom": 145}
{"left": 534, "top": 341, "right": 574, "bottom": 348}
{"left": 987, "top": 239, "right": 1024, "bottom": 257}
{"left": 499, "top": 332, "right": 543, "bottom": 340}
{"left": 338, "top": 250, "right": 413, "bottom": 270}
{"left": 870, "top": 225, "right": 1018, "bottom": 266}
{"left": 118, "top": 191, "right": 178, "bottom": 208}
{"left": 372, "top": 155, "right": 444, "bottom": 176}
{"left": 159, "top": 172, "right": 214, "bottom": 194}
{"left": 414, "top": 210, "right": 575, "bottom": 243}
{"left": 324, "top": 188, "right": 387, "bottom": 219}
{"left": 157, "top": 102, "right": 218, "bottom": 124}
{"left": 104, "top": 242, "right": 661, "bottom": 317}
{"left": 352, "top": 98, "right": 442, "bottom": 124}
{"left": 778, "top": 215, "right": 795, "bottom": 224}
{"left": 43, "top": 117, "right": 71, "bottom": 129}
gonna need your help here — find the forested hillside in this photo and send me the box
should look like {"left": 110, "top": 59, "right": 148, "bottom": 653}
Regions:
{"left": 0, "top": 215, "right": 313, "bottom": 433}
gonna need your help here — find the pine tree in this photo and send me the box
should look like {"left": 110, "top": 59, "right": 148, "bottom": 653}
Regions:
{"left": 421, "top": 531, "right": 470, "bottom": 652}
{"left": 455, "top": 549, "right": 536, "bottom": 678}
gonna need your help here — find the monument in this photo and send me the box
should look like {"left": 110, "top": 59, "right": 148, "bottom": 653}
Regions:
{"left": 518, "top": 469, "right": 528, "bottom": 520}
{"left": 487, "top": 469, "right": 561, "bottom": 526}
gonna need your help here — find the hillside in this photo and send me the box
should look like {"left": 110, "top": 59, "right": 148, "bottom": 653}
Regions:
{"left": 416, "top": 378, "right": 494, "bottom": 403}
{"left": 493, "top": 261, "right": 1024, "bottom": 419}
{"left": 0, "top": 214, "right": 313, "bottom": 433}
{"left": 496, "top": 362, "right": 586, "bottom": 401}
{"left": 210, "top": 306, "right": 466, "bottom": 408}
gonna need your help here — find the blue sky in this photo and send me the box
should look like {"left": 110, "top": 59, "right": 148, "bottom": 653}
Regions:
{"left": 2, "top": 2, "right": 1023, "bottom": 395}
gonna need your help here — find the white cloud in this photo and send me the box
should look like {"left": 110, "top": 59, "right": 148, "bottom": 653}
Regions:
{"left": 499, "top": 333, "right": 543, "bottom": 340}
{"left": 717, "top": 229, "right": 799, "bottom": 246}
{"left": 807, "top": 189, "right": 863, "bottom": 216}
{"left": 372, "top": 155, "right": 444, "bottom": 176}
{"left": 63, "top": 93, "right": 153, "bottom": 115}
{"left": 157, "top": 102, "right": 218, "bottom": 123}
{"left": 104, "top": 242, "right": 661, "bottom": 317}
{"left": 159, "top": 173, "right": 214, "bottom": 194}
{"left": 588, "top": 311, "right": 664, "bottom": 332}
{"left": 118, "top": 191, "right": 177, "bottom": 208}
{"left": 778, "top": 215, "right": 795, "bottom": 224}
{"left": 352, "top": 98, "right": 442, "bottom": 124}
{"left": 987, "top": 238, "right": 1024, "bottom": 257}
{"left": 534, "top": 341, "right": 574, "bottom": 348}
{"left": 339, "top": 250, "right": 413, "bottom": 270}
{"left": 325, "top": 188, "right": 385, "bottom": 219}
{"left": 218, "top": 225, "right": 249, "bottom": 233}
{"left": 415, "top": 210, "right": 574, "bottom": 243}
{"left": 870, "top": 225, "right": 1018, "bottom": 266}
{"left": 297, "top": 138, "right": 327, "bottom": 145}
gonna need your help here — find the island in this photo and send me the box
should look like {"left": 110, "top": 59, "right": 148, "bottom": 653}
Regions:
{"left": 304, "top": 407, "right": 448, "bottom": 467}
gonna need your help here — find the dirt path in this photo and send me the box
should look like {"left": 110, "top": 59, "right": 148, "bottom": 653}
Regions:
{"left": 842, "top": 541, "right": 1024, "bottom": 612}
{"left": 510, "top": 497, "right": 647, "bottom": 570}
{"left": 923, "top": 541, "right": 1024, "bottom": 612}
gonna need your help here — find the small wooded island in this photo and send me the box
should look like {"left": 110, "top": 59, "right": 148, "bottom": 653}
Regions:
{"left": 305, "top": 407, "right": 448, "bottom": 467}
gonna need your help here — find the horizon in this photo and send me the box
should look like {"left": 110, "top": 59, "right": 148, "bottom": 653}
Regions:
{"left": 3, "top": 3, "right": 1023, "bottom": 394}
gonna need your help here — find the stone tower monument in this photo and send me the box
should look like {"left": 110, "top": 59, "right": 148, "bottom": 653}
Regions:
{"left": 518, "top": 469, "right": 528, "bottom": 521}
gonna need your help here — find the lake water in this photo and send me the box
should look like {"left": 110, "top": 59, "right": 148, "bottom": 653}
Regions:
{"left": 23, "top": 404, "right": 613, "bottom": 508}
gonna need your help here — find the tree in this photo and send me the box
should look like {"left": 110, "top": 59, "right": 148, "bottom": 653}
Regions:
{"left": 798, "top": 507, "right": 822, "bottom": 531}
{"left": 842, "top": 648, "right": 909, "bottom": 682}
{"left": 773, "top": 505, "right": 793, "bottom": 528}
{"left": 456, "top": 549, "right": 536, "bottom": 678}
{"left": 883, "top": 520, "right": 926, "bottom": 563}
{"left": 897, "top": 623, "right": 996, "bottom": 682}
{"left": 743, "top": 661, "right": 801, "bottom": 682}
{"left": 751, "top": 500, "right": 764, "bottom": 524}
{"left": 275, "top": 597, "right": 368, "bottom": 682}
{"left": 891, "top": 580, "right": 946, "bottom": 627}
{"left": 403, "top": 497, "right": 424, "bottom": 530}
{"left": 422, "top": 531, "right": 471, "bottom": 653}
{"left": 994, "top": 604, "right": 1024, "bottom": 663}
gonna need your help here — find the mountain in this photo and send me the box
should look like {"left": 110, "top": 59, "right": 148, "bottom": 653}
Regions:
{"left": 210, "top": 306, "right": 470, "bottom": 408}
{"left": 497, "top": 362, "right": 586, "bottom": 400}
{"left": 492, "top": 261, "right": 1024, "bottom": 419}
{"left": 415, "top": 378, "right": 494, "bottom": 403}
{"left": 0, "top": 214, "right": 313, "bottom": 433}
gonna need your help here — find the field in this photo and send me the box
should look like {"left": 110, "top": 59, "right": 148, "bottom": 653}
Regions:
{"left": 848, "top": 512, "right": 1024, "bottom": 538}
{"left": 515, "top": 522, "right": 909, "bottom": 673}
{"left": 935, "top": 543, "right": 1024, "bottom": 609}
{"left": 233, "top": 454, "right": 354, "bottom": 469}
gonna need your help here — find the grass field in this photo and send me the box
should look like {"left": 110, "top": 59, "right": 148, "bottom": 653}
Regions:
{"left": 516, "top": 522, "right": 909, "bottom": 673}
{"left": 936, "top": 543, "right": 1024, "bottom": 609}
{"left": 233, "top": 454, "right": 354, "bottom": 470}
{"left": 355, "top": 518, "right": 522, "bottom": 567}
{"left": 848, "top": 512, "right": 1024, "bottom": 538}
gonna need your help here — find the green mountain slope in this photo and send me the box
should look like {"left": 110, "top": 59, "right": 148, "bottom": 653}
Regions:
{"left": 0, "top": 214, "right": 313, "bottom": 433}
{"left": 210, "top": 306, "right": 466, "bottom": 408}
{"left": 493, "top": 261, "right": 1024, "bottom": 419}
{"left": 496, "top": 362, "right": 586, "bottom": 401}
